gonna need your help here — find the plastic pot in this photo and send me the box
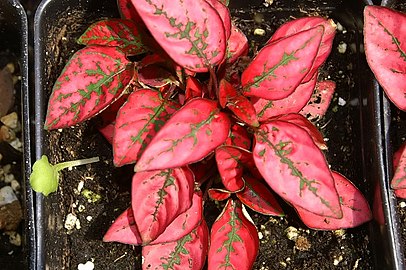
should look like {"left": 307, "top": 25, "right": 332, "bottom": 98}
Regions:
{"left": 31, "top": 0, "right": 400, "bottom": 269}
{"left": 0, "top": 0, "right": 33, "bottom": 269}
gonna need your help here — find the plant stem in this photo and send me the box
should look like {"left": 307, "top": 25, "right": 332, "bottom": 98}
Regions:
{"left": 53, "top": 157, "right": 100, "bottom": 172}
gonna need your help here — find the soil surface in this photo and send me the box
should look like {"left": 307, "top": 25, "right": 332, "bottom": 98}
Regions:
{"left": 40, "top": 0, "right": 374, "bottom": 269}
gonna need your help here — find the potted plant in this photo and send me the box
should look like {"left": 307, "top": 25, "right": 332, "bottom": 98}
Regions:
{"left": 31, "top": 0, "right": 397, "bottom": 269}
{"left": 0, "top": 0, "right": 33, "bottom": 269}
{"left": 363, "top": 0, "right": 406, "bottom": 268}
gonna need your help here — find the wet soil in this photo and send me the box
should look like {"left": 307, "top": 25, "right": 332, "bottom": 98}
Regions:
{"left": 38, "top": 0, "right": 374, "bottom": 269}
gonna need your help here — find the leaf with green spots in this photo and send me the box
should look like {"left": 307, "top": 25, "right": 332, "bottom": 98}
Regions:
{"left": 391, "top": 142, "right": 406, "bottom": 190}
{"left": 135, "top": 98, "right": 231, "bottom": 172}
{"left": 77, "top": 19, "right": 148, "bottom": 55}
{"left": 130, "top": 0, "right": 226, "bottom": 72}
{"left": 113, "top": 89, "right": 179, "bottom": 166}
{"left": 151, "top": 191, "right": 203, "bottom": 245}
{"left": 236, "top": 175, "right": 284, "bottom": 216}
{"left": 252, "top": 72, "right": 317, "bottom": 121}
{"left": 300, "top": 80, "right": 335, "bottom": 121}
{"left": 274, "top": 113, "right": 327, "bottom": 150}
{"left": 268, "top": 17, "right": 336, "bottom": 82}
{"left": 364, "top": 6, "right": 406, "bottom": 111}
{"left": 208, "top": 199, "right": 259, "bottom": 270}
{"left": 224, "top": 123, "right": 252, "bottom": 150}
{"left": 219, "top": 79, "right": 259, "bottom": 127}
{"left": 241, "top": 26, "right": 323, "bottom": 100}
{"left": 103, "top": 207, "right": 142, "bottom": 245}
{"left": 131, "top": 167, "right": 194, "bottom": 244}
{"left": 295, "top": 171, "right": 372, "bottom": 230}
{"left": 142, "top": 220, "right": 209, "bottom": 270}
{"left": 45, "top": 46, "right": 134, "bottom": 130}
{"left": 253, "top": 121, "right": 342, "bottom": 218}
{"left": 205, "top": 0, "right": 231, "bottom": 39}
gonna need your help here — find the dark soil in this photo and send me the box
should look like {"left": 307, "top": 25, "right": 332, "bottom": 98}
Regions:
{"left": 39, "top": 0, "right": 374, "bottom": 269}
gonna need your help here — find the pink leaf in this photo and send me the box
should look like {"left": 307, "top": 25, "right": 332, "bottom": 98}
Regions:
{"left": 241, "top": 26, "right": 323, "bottom": 100}
{"left": 142, "top": 220, "right": 209, "bottom": 270}
{"left": 205, "top": 0, "right": 231, "bottom": 40}
{"left": 237, "top": 175, "right": 284, "bottom": 216}
{"left": 275, "top": 113, "right": 327, "bottom": 150}
{"left": 113, "top": 89, "right": 179, "bottom": 166}
{"left": 215, "top": 145, "right": 254, "bottom": 192}
{"left": 391, "top": 142, "right": 406, "bottom": 189}
{"left": 208, "top": 199, "right": 259, "bottom": 270}
{"left": 226, "top": 24, "right": 249, "bottom": 64}
{"left": 135, "top": 98, "right": 231, "bottom": 172}
{"left": 253, "top": 121, "right": 342, "bottom": 218}
{"left": 364, "top": 6, "right": 406, "bottom": 111}
{"left": 77, "top": 19, "right": 147, "bottom": 55}
{"left": 225, "top": 123, "right": 252, "bottom": 150}
{"left": 219, "top": 79, "right": 259, "bottom": 126}
{"left": 131, "top": 167, "right": 194, "bottom": 244}
{"left": 208, "top": 188, "right": 231, "bottom": 201}
{"left": 103, "top": 207, "right": 142, "bottom": 245}
{"left": 269, "top": 17, "right": 336, "bottom": 82}
{"left": 131, "top": 0, "right": 226, "bottom": 72}
{"left": 300, "top": 80, "right": 336, "bottom": 120}
{"left": 296, "top": 171, "right": 372, "bottom": 230}
{"left": 151, "top": 191, "right": 203, "bottom": 245}
{"left": 137, "top": 65, "right": 177, "bottom": 88}
{"left": 45, "top": 46, "right": 133, "bottom": 129}
{"left": 252, "top": 72, "right": 317, "bottom": 121}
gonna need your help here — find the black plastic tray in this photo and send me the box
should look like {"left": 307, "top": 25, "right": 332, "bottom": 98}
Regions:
{"left": 0, "top": 0, "right": 33, "bottom": 269}
{"left": 31, "top": 0, "right": 402, "bottom": 269}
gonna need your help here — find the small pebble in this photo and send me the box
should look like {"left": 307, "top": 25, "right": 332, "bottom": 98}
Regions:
{"left": 254, "top": 28, "right": 266, "bottom": 36}
{"left": 0, "top": 186, "right": 17, "bottom": 206}
{"left": 86, "top": 216, "right": 92, "bottom": 222}
{"left": 338, "top": 97, "right": 346, "bottom": 106}
{"left": 338, "top": 42, "right": 347, "bottom": 54}
{"left": 65, "top": 213, "right": 78, "bottom": 231}
{"left": 4, "top": 173, "right": 15, "bottom": 183}
{"left": 10, "top": 179, "right": 20, "bottom": 192}
{"left": 1, "top": 112, "right": 18, "bottom": 129}
{"left": 78, "top": 261, "right": 94, "bottom": 270}
{"left": 6, "top": 231, "right": 21, "bottom": 246}
{"left": 400, "top": 201, "right": 406, "bottom": 208}
{"left": 285, "top": 226, "right": 298, "bottom": 241}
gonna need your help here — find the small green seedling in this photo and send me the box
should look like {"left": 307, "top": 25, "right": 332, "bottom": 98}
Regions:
{"left": 30, "top": 155, "right": 100, "bottom": 196}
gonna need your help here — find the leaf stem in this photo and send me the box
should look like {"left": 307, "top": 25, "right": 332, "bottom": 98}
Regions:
{"left": 53, "top": 157, "right": 100, "bottom": 172}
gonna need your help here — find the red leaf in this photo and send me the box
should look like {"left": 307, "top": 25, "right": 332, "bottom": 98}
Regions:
{"left": 131, "top": 0, "right": 226, "bottom": 72}
{"left": 77, "top": 19, "right": 147, "bottom": 55}
{"left": 135, "top": 98, "right": 231, "bottom": 172}
{"left": 275, "top": 113, "right": 327, "bottom": 150}
{"left": 226, "top": 24, "right": 249, "bottom": 64}
{"left": 241, "top": 26, "right": 323, "bottom": 100}
{"left": 189, "top": 158, "right": 216, "bottom": 185}
{"left": 364, "top": 6, "right": 406, "bottom": 111}
{"left": 142, "top": 220, "right": 209, "bottom": 270}
{"left": 205, "top": 0, "right": 231, "bottom": 40}
{"left": 208, "top": 199, "right": 259, "bottom": 270}
{"left": 300, "top": 80, "right": 335, "bottom": 120}
{"left": 103, "top": 207, "right": 142, "bottom": 245}
{"left": 113, "top": 89, "right": 179, "bottom": 166}
{"left": 45, "top": 46, "right": 133, "bottom": 129}
{"left": 208, "top": 188, "right": 231, "bottom": 201}
{"left": 151, "top": 191, "right": 203, "bottom": 245}
{"left": 219, "top": 79, "right": 259, "bottom": 126}
{"left": 185, "top": 76, "right": 204, "bottom": 100}
{"left": 131, "top": 168, "right": 194, "bottom": 244}
{"left": 237, "top": 175, "right": 284, "bottom": 216}
{"left": 253, "top": 121, "right": 342, "bottom": 218}
{"left": 252, "top": 72, "right": 317, "bottom": 121}
{"left": 97, "top": 94, "right": 128, "bottom": 144}
{"left": 225, "top": 123, "right": 252, "bottom": 150}
{"left": 394, "top": 189, "right": 406, "bottom": 199}
{"left": 296, "top": 172, "right": 372, "bottom": 230}
{"left": 391, "top": 142, "right": 406, "bottom": 189}
{"left": 118, "top": 0, "right": 144, "bottom": 24}
{"left": 215, "top": 145, "right": 253, "bottom": 192}
{"left": 137, "top": 65, "right": 177, "bottom": 88}
{"left": 269, "top": 17, "right": 336, "bottom": 82}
